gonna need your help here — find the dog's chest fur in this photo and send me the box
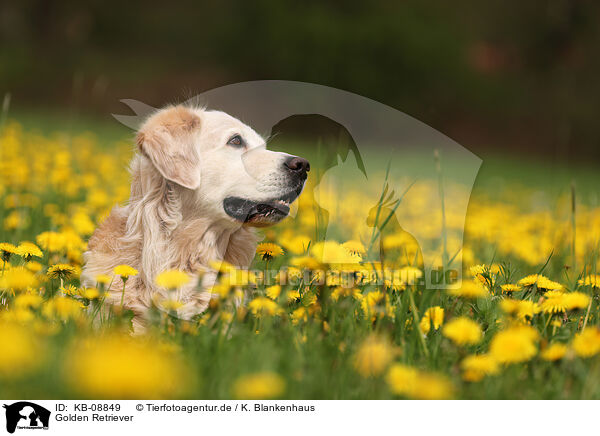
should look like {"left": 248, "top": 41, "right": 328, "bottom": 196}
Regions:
{"left": 81, "top": 154, "right": 259, "bottom": 330}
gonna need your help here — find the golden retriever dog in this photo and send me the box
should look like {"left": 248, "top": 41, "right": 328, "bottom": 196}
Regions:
{"left": 81, "top": 105, "right": 309, "bottom": 331}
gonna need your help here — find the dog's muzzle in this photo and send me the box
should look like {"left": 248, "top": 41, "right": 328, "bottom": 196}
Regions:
{"left": 223, "top": 155, "right": 309, "bottom": 226}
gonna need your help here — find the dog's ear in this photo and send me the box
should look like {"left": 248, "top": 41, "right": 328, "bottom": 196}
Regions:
{"left": 136, "top": 105, "right": 202, "bottom": 189}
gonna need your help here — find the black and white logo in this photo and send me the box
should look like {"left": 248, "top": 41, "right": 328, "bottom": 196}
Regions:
{"left": 3, "top": 402, "right": 50, "bottom": 434}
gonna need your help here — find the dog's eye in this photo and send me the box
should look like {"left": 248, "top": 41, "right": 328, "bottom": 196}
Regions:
{"left": 227, "top": 135, "right": 244, "bottom": 147}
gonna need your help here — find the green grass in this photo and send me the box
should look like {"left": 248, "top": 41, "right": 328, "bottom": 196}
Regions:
{"left": 2, "top": 110, "right": 600, "bottom": 400}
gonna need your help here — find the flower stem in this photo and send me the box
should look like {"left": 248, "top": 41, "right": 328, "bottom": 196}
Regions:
{"left": 120, "top": 278, "right": 127, "bottom": 310}
{"left": 408, "top": 285, "right": 429, "bottom": 357}
{"left": 582, "top": 297, "right": 593, "bottom": 331}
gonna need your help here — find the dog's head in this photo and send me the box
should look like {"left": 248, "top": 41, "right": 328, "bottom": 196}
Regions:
{"left": 136, "top": 105, "right": 309, "bottom": 227}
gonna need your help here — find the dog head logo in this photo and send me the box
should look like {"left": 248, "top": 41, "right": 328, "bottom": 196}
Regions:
{"left": 311, "top": 153, "right": 372, "bottom": 263}
{"left": 3, "top": 402, "right": 50, "bottom": 433}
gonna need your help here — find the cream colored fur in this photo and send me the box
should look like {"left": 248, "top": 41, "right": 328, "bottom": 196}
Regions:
{"left": 81, "top": 105, "right": 300, "bottom": 332}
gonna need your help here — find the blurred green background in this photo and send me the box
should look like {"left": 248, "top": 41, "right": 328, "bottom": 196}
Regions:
{"left": 1, "top": 0, "right": 599, "bottom": 164}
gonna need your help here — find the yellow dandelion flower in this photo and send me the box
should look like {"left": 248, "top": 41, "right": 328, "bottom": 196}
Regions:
{"left": 248, "top": 296, "right": 283, "bottom": 317}
{"left": 517, "top": 300, "right": 541, "bottom": 319}
{"left": 541, "top": 291, "right": 568, "bottom": 314}
{"left": 499, "top": 298, "right": 520, "bottom": 314}
{"left": 563, "top": 292, "right": 591, "bottom": 311}
{"left": 219, "top": 310, "right": 234, "bottom": 323}
{"left": 551, "top": 319, "right": 562, "bottom": 328}
{"left": 290, "top": 307, "right": 309, "bottom": 324}
{"left": 232, "top": 372, "right": 285, "bottom": 399}
{"left": 0, "top": 322, "right": 44, "bottom": 379}
{"left": 540, "top": 343, "right": 568, "bottom": 361}
{"left": 470, "top": 264, "right": 487, "bottom": 277}
{"left": 386, "top": 363, "right": 418, "bottom": 396}
{"left": 71, "top": 211, "right": 95, "bottom": 236}
{"left": 60, "top": 284, "right": 78, "bottom": 296}
{"left": 342, "top": 240, "right": 366, "bottom": 256}
{"left": 13, "top": 293, "right": 43, "bottom": 310}
{"left": 265, "top": 284, "right": 282, "bottom": 299}
{"left": 301, "top": 291, "right": 318, "bottom": 306}
{"left": 420, "top": 306, "right": 444, "bottom": 335}
{"left": 95, "top": 274, "right": 112, "bottom": 285}
{"left": 353, "top": 335, "right": 396, "bottom": 378}
{"left": 0, "top": 267, "right": 38, "bottom": 291}
{"left": 578, "top": 274, "right": 600, "bottom": 288}
{"left": 442, "top": 317, "right": 483, "bottom": 346}
{"left": 541, "top": 291, "right": 590, "bottom": 313}
{"left": 1, "top": 308, "right": 35, "bottom": 323}
{"left": 209, "top": 259, "right": 238, "bottom": 274}
{"left": 411, "top": 373, "right": 454, "bottom": 400}
{"left": 572, "top": 328, "right": 600, "bottom": 358}
{"left": 383, "top": 276, "right": 407, "bottom": 292}
{"left": 470, "top": 264, "right": 493, "bottom": 286}
{"left": 0, "top": 242, "right": 17, "bottom": 262}
{"left": 461, "top": 354, "right": 499, "bottom": 382}
{"left": 286, "top": 290, "right": 300, "bottom": 303}
{"left": 65, "top": 334, "right": 190, "bottom": 398}
{"left": 47, "top": 263, "right": 76, "bottom": 280}
{"left": 79, "top": 287, "right": 100, "bottom": 300}
{"left": 36, "top": 231, "right": 65, "bottom": 253}
{"left": 25, "top": 261, "right": 43, "bottom": 273}
{"left": 448, "top": 280, "right": 489, "bottom": 299}
{"left": 158, "top": 298, "right": 185, "bottom": 312}
{"left": 256, "top": 243, "right": 284, "bottom": 261}
{"left": 518, "top": 274, "right": 562, "bottom": 291}
{"left": 500, "top": 299, "right": 541, "bottom": 320}
{"left": 310, "top": 241, "right": 361, "bottom": 264}
{"left": 281, "top": 234, "right": 312, "bottom": 255}
{"left": 489, "top": 326, "right": 539, "bottom": 364}
{"left": 364, "top": 290, "right": 384, "bottom": 307}
{"left": 113, "top": 264, "right": 138, "bottom": 280}
{"left": 15, "top": 242, "right": 42, "bottom": 261}
{"left": 155, "top": 269, "right": 191, "bottom": 290}
{"left": 501, "top": 284, "right": 521, "bottom": 294}
{"left": 42, "top": 297, "right": 85, "bottom": 321}
{"left": 399, "top": 266, "right": 423, "bottom": 286}
{"left": 210, "top": 282, "right": 231, "bottom": 299}
{"left": 386, "top": 364, "right": 453, "bottom": 399}
{"left": 290, "top": 255, "right": 321, "bottom": 270}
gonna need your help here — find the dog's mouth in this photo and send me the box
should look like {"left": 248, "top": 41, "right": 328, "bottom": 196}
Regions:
{"left": 223, "top": 186, "right": 303, "bottom": 226}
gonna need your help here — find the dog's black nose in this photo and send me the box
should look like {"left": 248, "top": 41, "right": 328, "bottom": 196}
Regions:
{"left": 284, "top": 156, "right": 310, "bottom": 175}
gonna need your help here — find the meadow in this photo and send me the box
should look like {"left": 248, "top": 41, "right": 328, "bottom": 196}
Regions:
{"left": 1, "top": 115, "right": 600, "bottom": 400}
